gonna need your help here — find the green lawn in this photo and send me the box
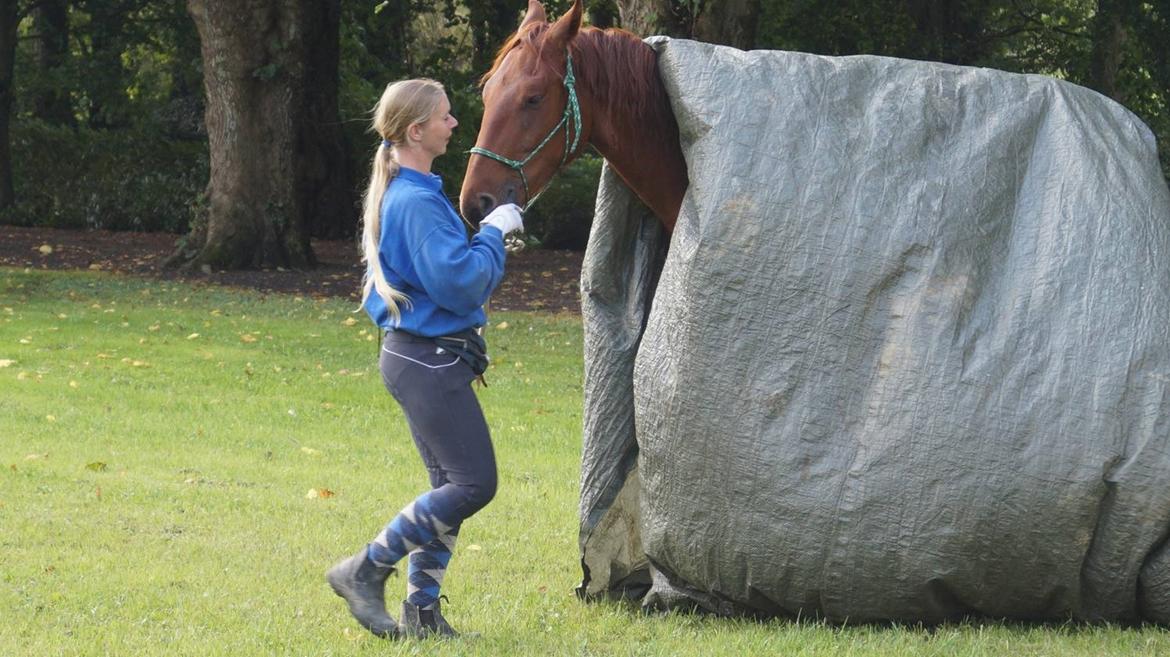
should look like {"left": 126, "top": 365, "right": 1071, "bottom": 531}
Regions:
{"left": 2, "top": 268, "right": 1168, "bottom": 656}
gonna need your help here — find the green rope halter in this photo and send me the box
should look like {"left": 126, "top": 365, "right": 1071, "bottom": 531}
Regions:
{"left": 468, "top": 51, "right": 583, "bottom": 212}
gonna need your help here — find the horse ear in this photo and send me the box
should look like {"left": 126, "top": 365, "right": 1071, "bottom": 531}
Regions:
{"left": 545, "top": 0, "right": 583, "bottom": 47}
{"left": 520, "top": 1, "right": 547, "bottom": 29}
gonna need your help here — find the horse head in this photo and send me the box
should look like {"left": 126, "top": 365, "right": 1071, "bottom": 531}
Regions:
{"left": 459, "top": 0, "right": 589, "bottom": 223}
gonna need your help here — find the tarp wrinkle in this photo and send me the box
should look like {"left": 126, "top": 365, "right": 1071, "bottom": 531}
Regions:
{"left": 578, "top": 37, "right": 1170, "bottom": 623}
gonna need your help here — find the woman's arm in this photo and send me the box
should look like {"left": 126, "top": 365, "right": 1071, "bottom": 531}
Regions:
{"left": 401, "top": 195, "right": 506, "bottom": 315}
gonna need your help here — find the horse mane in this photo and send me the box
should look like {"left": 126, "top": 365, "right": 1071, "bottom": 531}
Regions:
{"left": 480, "top": 23, "right": 674, "bottom": 141}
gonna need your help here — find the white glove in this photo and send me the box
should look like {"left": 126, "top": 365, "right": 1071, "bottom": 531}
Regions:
{"left": 480, "top": 203, "right": 524, "bottom": 236}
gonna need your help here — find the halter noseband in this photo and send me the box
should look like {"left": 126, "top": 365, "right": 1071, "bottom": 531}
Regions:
{"left": 469, "top": 51, "right": 583, "bottom": 212}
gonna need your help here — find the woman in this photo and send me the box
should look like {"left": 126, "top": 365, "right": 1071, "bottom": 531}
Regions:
{"left": 326, "top": 79, "right": 523, "bottom": 640}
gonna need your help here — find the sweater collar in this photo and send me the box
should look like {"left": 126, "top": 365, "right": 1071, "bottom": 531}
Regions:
{"left": 397, "top": 166, "right": 443, "bottom": 192}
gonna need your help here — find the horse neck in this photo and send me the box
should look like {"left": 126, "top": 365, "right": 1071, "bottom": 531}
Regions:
{"left": 578, "top": 35, "right": 687, "bottom": 232}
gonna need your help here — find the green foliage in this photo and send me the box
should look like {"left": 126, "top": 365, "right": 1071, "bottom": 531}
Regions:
{"left": 1120, "top": 1, "right": 1170, "bottom": 178}
{"left": 0, "top": 120, "right": 207, "bottom": 232}
{"left": 4, "top": 0, "right": 601, "bottom": 247}
{"left": 756, "top": 0, "right": 1170, "bottom": 181}
{"left": 523, "top": 153, "right": 604, "bottom": 249}
{"left": 13, "top": 1, "right": 197, "bottom": 128}
{"left": 4, "top": 1, "right": 1166, "bottom": 245}
{"left": 6, "top": 1, "right": 204, "bottom": 232}
{"left": 251, "top": 63, "right": 279, "bottom": 81}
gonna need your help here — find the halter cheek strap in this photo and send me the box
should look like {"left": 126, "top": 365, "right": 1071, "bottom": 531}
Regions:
{"left": 468, "top": 51, "right": 583, "bottom": 213}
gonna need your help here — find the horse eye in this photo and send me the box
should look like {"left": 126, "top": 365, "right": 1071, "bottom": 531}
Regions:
{"left": 525, "top": 95, "right": 543, "bottom": 107}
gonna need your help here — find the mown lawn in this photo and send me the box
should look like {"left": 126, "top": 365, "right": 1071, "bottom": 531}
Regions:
{"left": 2, "top": 268, "right": 1167, "bottom": 656}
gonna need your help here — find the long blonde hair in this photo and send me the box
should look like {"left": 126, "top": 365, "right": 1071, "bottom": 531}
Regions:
{"left": 359, "top": 78, "right": 447, "bottom": 321}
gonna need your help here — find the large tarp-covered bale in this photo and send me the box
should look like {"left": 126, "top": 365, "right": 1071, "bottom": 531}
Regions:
{"left": 578, "top": 38, "right": 1170, "bottom": 623}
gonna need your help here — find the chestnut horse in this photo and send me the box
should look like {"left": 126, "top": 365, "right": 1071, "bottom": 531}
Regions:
{"left": 459, "top": 0, "right": 688, "bottom": 232}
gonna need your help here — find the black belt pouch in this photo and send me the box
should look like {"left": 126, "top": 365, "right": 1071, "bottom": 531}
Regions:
{"left": 434, "top": 329, "right": 489, "bottom": 376}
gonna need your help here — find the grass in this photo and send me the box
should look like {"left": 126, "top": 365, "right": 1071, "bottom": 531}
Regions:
{"left": 2, "top": 268, "right": 1168, "bottom": 656}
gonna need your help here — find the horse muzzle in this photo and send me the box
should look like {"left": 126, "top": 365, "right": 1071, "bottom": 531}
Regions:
{"left": 461, "top": 184, "right": 520, "bottom": 224}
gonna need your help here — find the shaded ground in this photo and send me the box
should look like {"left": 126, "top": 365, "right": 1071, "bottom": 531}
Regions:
{"left": 0, "top": 226, "right": 583, "bottom": 313}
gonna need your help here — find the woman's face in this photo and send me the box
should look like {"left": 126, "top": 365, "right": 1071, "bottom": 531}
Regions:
{"left": 416, "top": 94, "right": 458, "bottom": 159}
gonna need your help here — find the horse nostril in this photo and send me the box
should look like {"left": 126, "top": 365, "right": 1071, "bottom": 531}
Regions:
{"left": 503, "top": 184, "right": 518, "bottom": 205}
{"left": 477, "top": 193, "right": 498, "bottom": 214}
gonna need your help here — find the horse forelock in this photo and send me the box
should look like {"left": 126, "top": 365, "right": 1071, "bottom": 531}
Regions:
{"left": 480, "top": 23, "right": 550, "bottom": 86}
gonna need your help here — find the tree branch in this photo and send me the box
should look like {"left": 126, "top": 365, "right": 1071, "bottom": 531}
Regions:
{"left": 1009, "top": 0, "right": 1091, "bottom": 40}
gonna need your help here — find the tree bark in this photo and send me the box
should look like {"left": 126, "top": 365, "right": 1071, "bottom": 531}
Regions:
{"left": 83, "top": 0, "right": 129, "bottom": 127}
{"left": 587, "top": 0, "right": 619, "bottom": 29}
{"left": 618, "top": 0, "right": 689, "bottom": 38}
{"left": 1090, "top": 0, "right": 1130, "bottom": 103}
{"left": 692, "top": 0, "right": 759, "bottom": 49}
{"left": 903, "top": 0, "right": 989, "bottom": 65}
{"left": 617, "top": 0, "right": 760, "bottom": 49}
{"left": 31, "top": 0, "right": 73, "bottom": 124}
{"left": 301, "top": 0, "right": 353, "bottom": 239}
{"left": 0, "top": 0, "right": 17, "bottom": 210}
{"left": 176, "top": 0, "right": 320, "bottom": 270}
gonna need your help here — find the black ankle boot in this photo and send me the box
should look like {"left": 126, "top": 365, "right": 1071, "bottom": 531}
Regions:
{"left": 400, "top": 599, "right": 460, "bottom": 638}
{"left": 326, "top": 547, "right": 398, "bottom": 639}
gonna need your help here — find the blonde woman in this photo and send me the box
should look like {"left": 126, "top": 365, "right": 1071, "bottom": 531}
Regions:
{"left": 327, "top": 79, "right": 523, "bottom": 640}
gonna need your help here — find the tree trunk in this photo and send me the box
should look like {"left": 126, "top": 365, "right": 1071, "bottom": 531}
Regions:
{"left": 83, "top": 1, "right": 128, "bottom": 128}
{"left": 32, "top": 0, "right": 73, "bottom": 124}
{"left": 0, "top": 0, "right": 17, "bottom": 210}
{"left": 692, "top": 0, "right": 759, "bottom": 49}
{"left": 1090, "top": 0, "right": 1130, "bottom": 103}
{"left": 617, "top": 0, "right": 760, "bottom": 49}
{"left": 302, "top": 0, "right": 353, "bottom": 239}
{"left": 587, "top": 0, "right": 619, "bottom": 29}
{"left": 618, "top": 0, "right": 689, "bottom": 38}
{"left": 903, "top": 0, "right": 989, "bottom": 65}
{"left": 175, "top": 0, "right": 318, "bottom": 270}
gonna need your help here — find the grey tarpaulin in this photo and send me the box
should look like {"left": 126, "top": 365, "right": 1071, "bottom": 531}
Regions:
{"left": 578, "top": 37, "right": 1170, "bottom": 623}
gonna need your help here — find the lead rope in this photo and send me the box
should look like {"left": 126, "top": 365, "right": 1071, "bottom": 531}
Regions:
{"left": 465, "top": 52, "right": 583, "bottom": 388}
{"left": 455, "top": 204, "right": 495, "bottom": 389}
{"left": 467, "top": 51, "right": 582, "bottom": 214}
{"left": 476, "top": 300, "right": 489, "bottom": 388}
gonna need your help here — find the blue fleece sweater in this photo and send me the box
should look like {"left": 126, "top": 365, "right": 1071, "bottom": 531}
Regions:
{"left": 363, "top": 167, "right": 506, "bottom": 336}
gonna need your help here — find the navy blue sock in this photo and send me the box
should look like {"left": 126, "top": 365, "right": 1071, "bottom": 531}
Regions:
{"left": 368, "top": 491, "right": 453, "bottom": 568}
{"left": 407, "top": 527, "right": 458, "bottom": 609}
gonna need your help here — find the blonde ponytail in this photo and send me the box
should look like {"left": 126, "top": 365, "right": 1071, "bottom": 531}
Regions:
{"left": 358, "top": 79, "right": 447, "bottom": 322}
{"left": 359, "top": 143, "right": 409, "bottom": 321}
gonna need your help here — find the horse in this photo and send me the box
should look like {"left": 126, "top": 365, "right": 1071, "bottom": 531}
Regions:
{"left": 458, "top": 0, "right": 688, "bottom": 233}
